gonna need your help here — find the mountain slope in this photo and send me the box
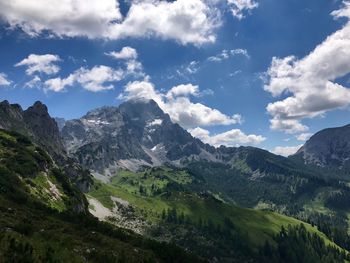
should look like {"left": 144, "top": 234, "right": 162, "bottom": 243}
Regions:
{"left": 0, "top": 100, "right": 93, "bottom": 191}
{"left": 0, "top": 128, "right": 88, "bottom": 213}
{"left": 293, "top": 124, "right": 350, "bottom": 170}
{"left": 0, "top": 129, "right": 205, "bottom": 263}
{"left": 87, "top": 167, "right": 348, "bottom": 262}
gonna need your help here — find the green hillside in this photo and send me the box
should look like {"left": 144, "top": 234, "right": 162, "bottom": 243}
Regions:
{"left": 88, "top": 167, "right": 348, "bottom": 262}
{"left": 0, "top": 129, "right": 205, "bottom": 263}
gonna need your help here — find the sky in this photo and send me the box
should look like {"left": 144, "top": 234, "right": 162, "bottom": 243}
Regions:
{"left": 0, "top": 0, "right": 350, "bottom": 156}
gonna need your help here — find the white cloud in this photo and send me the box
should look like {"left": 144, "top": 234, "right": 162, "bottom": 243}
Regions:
{"left": 272, "top": 145, "right": 303, "bottom": 157}
{"left": 270, "top": 118, "right": 309, "bottom": 134}
{"left": 227, "top": 0, "right": 258, "bottom": 20}
{"left": 166, "top": 84, "right": 199, "bottom": 99}
{"left": 105, "top": 46, "right": 138, "bottom": 60}
{"left": 119, "top": 80, "right": 242, "bottom": 128}
{"left": 0, "top": 0, "right": 220, "bottom": 45}
{"left": 44, "top": 74, "right": 75, "bottom": 92}
{"left": 106, "top": 46, "right": 144, "bottom": 76}
{"left": 120, "top": 79, "right": 161, "bottom": 104}
{"left": 75, "top": 66, "right": 124, "bottom": 92}
{"left": 15, "top": 54, "right": 61, "bottom": 75}
{"left": 44, "top": 65, "right": 124, "bottom": 92}
{"left": 296, "top": 132, "right": 313, "bottom": 141}
{"left": 189, "top": 127, "right": 265, "bottom": 147}
{"left": 0, "top": 73, "right": 11, "bottom": 86}
{"left": 0, "top": 0, "right": 122, "bottom": 38}
{"left": 109, "top": 0, "right": 220, "bottom": 45}
{"left": 165, "top": 97, "right": 241, "bottom": 128}
{"left": 264, "top": 2, "right": 350, "bottom": 134}
{"left": 24, "top": 75, "right": 41, "bottom": 89}
{"left": 208, "top": 48, "right": 249, "bottom": 62}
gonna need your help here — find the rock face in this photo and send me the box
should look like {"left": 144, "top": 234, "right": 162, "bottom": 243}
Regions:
{"left": 0, "top": 100, "right": 93, "bottom": 191}
{"left": 293, "top": 124, "right": 350, "bottom": 169}
{"left": 0, "top": 100, "right": 65, "bottom": 157}
{"left": 62, "top": 99, "right": 221, "bottom": 178}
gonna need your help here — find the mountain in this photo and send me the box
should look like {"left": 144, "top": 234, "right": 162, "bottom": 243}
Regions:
{"left": 61, "top": 99, "right": 218, "bottom": 180}
{"left": 0, "top": 130, "right": 204, "bottom": 263}
{"left": 1, "top": 140, "right": 342, "bottom": 263}
{"left": 61, "top": 100, "right": 350, "bottom": 211}
{"left": 1, "top": 99, "right": 349, "bottom": 262}
{"left": 61, "top": 99, "right": 350, "bottom": 260}
{"left": 0, "top": 100, "right": 65, "bottom": 157}
{"left": 293, "top": 124, "right": 350, "bottom": 170}
{"left": 0, "top": 100, "right": 92, "bottom": 191}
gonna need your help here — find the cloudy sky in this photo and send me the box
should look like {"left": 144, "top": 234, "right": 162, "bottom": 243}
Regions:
{"left": 0, "top": 0, "right": 349, "bottom": 156}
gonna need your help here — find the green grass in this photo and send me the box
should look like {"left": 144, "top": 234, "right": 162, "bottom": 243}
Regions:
{"left": 0, "top": 195, "right": 203, "bottom": 263}
{"left": 0, "top": 130, "right": 203, "bottom": 263}
{"left": 88, "top": 167, "right": 344, "bottom": 251}
{"left": 26, "top": 172, "right": 67, "bottom": 212}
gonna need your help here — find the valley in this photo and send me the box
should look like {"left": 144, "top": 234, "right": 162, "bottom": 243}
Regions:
{"left": 1, "top": 99, "right": 350, "bottom": 262}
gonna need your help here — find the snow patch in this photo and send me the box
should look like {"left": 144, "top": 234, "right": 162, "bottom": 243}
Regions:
{"left": 147, "top": 119, "right": 163, "bottom": 127}
{"left": 84, "top": 118, "right": 110, "bottom": 126}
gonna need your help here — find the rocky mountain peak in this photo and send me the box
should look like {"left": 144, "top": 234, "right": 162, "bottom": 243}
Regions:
{"left": 292, "top": 124, "right": 350, "bottom": 169}
{"left": 61, "top": 99, "right": 218, "bottom": 177}
{"left": 28, "top": 100, "right": 49, "bottom": 115}
{"left": 119, "top": 99, "right": 171, "bottom": 124}
{"left": 22, "top": 101, "right": 65, "bottom": 156}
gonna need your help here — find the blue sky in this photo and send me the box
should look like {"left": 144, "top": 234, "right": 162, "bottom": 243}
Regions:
{"left": 0, "top": 0, "right": 349, "bottom": 155}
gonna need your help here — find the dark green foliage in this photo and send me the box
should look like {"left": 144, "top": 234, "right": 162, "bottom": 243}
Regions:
{"left": 259, "top": 224, "right": 349, "bottom": 263}
{"left": 306, "top": 213, "right": 350, "bottom": 252}
{"left": 0, "top": 235, "right": 35, "bottom": 263}
{"left": 325, "top": 190, "right": 350, "bottom": 210}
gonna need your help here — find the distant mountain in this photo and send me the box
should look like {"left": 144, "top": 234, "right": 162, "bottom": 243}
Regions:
{"left": 62, "top": 99, "right": 220, "bottom": 180}
{"left": 61, "top": 100, "right": 332, "bottom": 207}
{"left": 292, "top": 124, "right": 350, "bottom": 170}
{"left": 1, "top": 99, "right": 349, "bottom": 262}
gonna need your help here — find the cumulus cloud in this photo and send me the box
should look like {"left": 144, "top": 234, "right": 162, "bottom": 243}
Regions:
{"left": 166, "top": 84, "right": 200, "bottom": 99}
{"left": 119, "top": 80, "right": 242, "bottom": 128}
{"left": 272, "top": 145, "right": 302, "bottom": 157}
{"left": 105, "top": 46, "right": 138, "bottom": 60}
{"left": 189, "top": 127, "right": 265, "bottom": 147}
{"left": 15, "top": 54, "right": 61, "bottom": 75}
{"left": 208, "top": 48, "right": 249, "bottom": 62}
{"left": 106, "top": 46, "right": 143, "bottom": 76}
{"left": 264, "top": 2, "right": 350, "bottom": 134}
{"left": 227, "top": 0, "right": 258, "bottom": 20}
{"left": 0, "top": 0, "right": 122, "bottom": 38}
{"left": 0, "top": 73, "right": 11, "bottom": 86}
{"left": 44, "top": 65, "right": 124, "bottom": 92}
{"left": 0, "top": 0, "right": 220, "bottom": 45}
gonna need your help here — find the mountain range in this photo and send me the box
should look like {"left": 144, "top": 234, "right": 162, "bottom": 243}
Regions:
{"left": 1, "top": 99, "right": 350, "bottom": 262}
